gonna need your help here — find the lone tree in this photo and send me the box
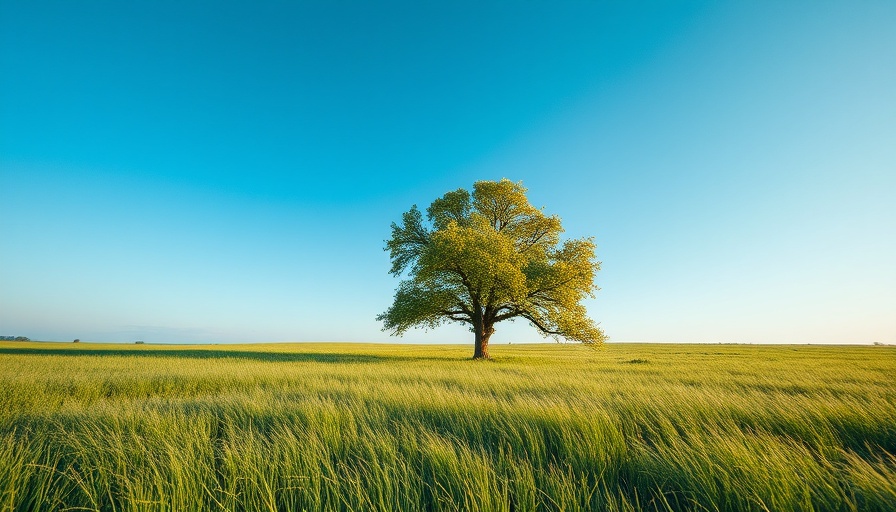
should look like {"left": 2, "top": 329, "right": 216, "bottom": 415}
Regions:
{"left": 378, "top": 179, "right": 605, "bottom": 359}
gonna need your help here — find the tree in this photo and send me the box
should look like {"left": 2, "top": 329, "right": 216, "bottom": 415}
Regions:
{"left": 378, "top": 179, "right": 605, "bottom": 359}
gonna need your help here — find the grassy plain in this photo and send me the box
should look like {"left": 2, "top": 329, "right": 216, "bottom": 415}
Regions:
{"left": 0, "top": 341, "right": 894, "bottom": 511}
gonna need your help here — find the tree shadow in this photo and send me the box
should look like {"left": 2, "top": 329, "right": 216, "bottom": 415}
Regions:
{"left": 0, "top": 346, "right": 456, "bottom": 363}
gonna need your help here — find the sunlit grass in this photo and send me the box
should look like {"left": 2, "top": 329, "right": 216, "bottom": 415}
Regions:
{"left": 1, "top": 342, "right": 894, "bottom": 511}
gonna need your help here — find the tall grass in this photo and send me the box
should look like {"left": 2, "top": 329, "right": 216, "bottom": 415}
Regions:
{"left": 0, "top": 342, "right": 893, "bottom": 511}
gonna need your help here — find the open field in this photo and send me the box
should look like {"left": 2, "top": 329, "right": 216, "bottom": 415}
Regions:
{"left": 0, "top": 342, "right": 894, "bottom": 511}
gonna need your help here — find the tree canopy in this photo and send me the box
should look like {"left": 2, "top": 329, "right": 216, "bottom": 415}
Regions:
{"left": 378, "top": 179, "right": 605, "bottom": 359}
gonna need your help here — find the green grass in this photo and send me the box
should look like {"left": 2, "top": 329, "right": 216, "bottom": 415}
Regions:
{"left": 1, "top": 342, "right": 894, "bottom": 511}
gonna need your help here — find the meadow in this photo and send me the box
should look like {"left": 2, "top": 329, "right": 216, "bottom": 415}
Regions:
{"left": 0, "top": 341, "right": 893, "bottom": 511}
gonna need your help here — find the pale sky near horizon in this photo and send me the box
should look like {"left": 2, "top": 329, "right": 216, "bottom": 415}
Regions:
{"left": 2, "top": 1, "right": 894, "bottom": 344}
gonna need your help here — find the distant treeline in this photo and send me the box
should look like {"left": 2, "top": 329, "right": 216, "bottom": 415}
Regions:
{"left": 0, "top": 336, "right": 31, "bottom": 341}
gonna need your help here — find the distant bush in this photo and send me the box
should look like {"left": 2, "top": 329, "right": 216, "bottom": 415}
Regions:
{"left": 1, "top": 336, "right": 31, "bottom": 341}
{"left": 73, "top": 339, "right": 80, "bottom": 343}
{"left": 135, "top": 341, "right": 145, "bottom": 345}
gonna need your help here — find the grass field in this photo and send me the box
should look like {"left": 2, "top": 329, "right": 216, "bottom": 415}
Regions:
{"left": 0, "top": 341, "right": 894, "bottom": 511}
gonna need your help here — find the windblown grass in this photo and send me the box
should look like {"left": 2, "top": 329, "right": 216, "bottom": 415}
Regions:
{"left": 0, "top": 342, "right": 893, "bottom": 511}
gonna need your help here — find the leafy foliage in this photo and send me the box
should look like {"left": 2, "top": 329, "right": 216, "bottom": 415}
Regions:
{"left": 379, "top": 179, "right": 605, "bottom": 354}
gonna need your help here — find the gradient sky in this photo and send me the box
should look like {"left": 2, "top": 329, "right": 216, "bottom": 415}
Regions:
{"left": 2, "top": 1, "right": 894, "bottom": 344}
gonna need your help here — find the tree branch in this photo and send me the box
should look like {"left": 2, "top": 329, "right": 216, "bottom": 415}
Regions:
{"left": 519, "top": 312, "right": 563, "bottom": 335}
{"left": 441, "top": 311, "right": 472, "bottom": 324}
{"left": 451, "top": 266, "right": 480, "bottom": 305}
{"left": 493, "top": 308, "right": 520, "bottom": 322}
{"left": 527, "top": 274, "right": 580, "bottom": 298}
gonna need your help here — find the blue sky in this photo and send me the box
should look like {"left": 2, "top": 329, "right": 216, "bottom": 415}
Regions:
{"left": 1, "top": 1, "right": 894, "bottom": 344}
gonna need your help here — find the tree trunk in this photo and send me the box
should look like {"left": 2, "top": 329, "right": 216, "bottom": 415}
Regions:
{"left": 473, "top": 323, "right": 493, "bottom": 360}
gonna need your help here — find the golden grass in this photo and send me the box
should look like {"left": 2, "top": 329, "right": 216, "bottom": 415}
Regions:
{"left": 1, "top": 342, "right": 894, "bottom": 511}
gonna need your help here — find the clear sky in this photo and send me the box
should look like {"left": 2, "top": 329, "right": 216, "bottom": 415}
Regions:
{"left": 1, "top": 1, "right": 894, "bottom": 344}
